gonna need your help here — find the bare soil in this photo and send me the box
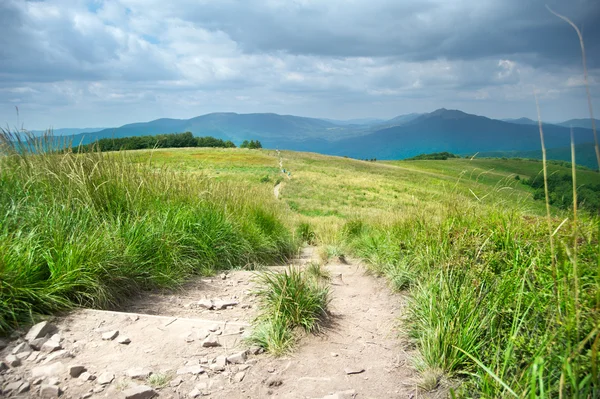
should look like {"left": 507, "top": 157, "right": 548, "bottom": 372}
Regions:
{"left": 0, "top": 247, "right": 429, "bottom": 398}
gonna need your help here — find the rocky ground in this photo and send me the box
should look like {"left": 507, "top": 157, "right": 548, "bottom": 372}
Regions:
{"left": 1, "top": 248, "right": 429, "bottom": 398}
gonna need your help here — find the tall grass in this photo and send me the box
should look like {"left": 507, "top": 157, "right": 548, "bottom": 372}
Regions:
{"left": 346, "top": 202, "right": 598, "bottom": 397}
{"left": 0, "top": 129, "right": 297, "bottom": 334}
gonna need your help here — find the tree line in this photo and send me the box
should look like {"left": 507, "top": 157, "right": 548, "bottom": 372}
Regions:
{"left": 71, "top": 132, "right": 264, "bottom": 152}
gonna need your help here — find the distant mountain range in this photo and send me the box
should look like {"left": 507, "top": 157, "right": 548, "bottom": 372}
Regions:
{"left": 32, "top": 110, "right": 599, "bottom": 169}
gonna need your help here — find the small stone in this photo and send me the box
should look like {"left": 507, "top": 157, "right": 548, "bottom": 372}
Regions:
{"left": 188, "top": 388, "right": 201, "bottom": 398}
{"left": 233, "top": 371, "right": 246, "bottom": 383}
{"left": 185, "top": 359, "right": 199, "bottom": 366}
{"left": 0, "top": 338, "right": 8, "bottom": 350}
{"left": 238, "top": 364, "right": 250, "bottom": 372}
{"left": 248, "top": 346, "right": 263, "bottom": 355}
{"left": 69, "top": 365, "right": 86, "bottom": 378}
{"left": 97, "top": 372, "right": 114, "bottom": 385}
{"left": 39, "top": 384, "right": 61, "bottom": 398}
{"left": 41, "top": 340, "right": 62, "bottom": 353}
{"left": 82, "top": 393, "right": 93, "bottom": 399}
{"left": 212, "top": 300, "right": 238, "bottom": 310}
{"left": 331, "top": 352, "right": 339, "bottom": 357}
{"left": 27, "top": 351, "right": 40, "bottom": 362}
{"left": 0, "top": 361, "right": 8, "bottom": 371}
{"left": 101, "top": 330, "right": 118, "bottom": 341}
{"left": 201, "top": 335, "right": 220, "bottom": 348}
{"left": 17, "top": 381, "right": 30, "bottom": 394}
{"left": 123, "top": 384, "right": 157, "bottom": 399}
{"left": 47, "top": 377, "right": 60, "bottom": 386}
{"left": 25, "top": 321, "right": 56, "bottom": 342}
{"left": 220, "top": 273, "right": 227, "bottom": 280}
{"left": 16, "top": 351, "right": 32, "bottom": 360}
{"left": 49, "top": 334, "right": 62, "bottom": 343}
{"left": 208, "top": 325, "right": 220, "bottom": 332}
{"left": 32, "top": 377, "right": 44, "bottom": 385}
{"left": 199, "top": 357, "right": 209, "bottom": 364}
{"left": 169, "top": 376, "right": 184, "bottom": 387}
{"left": 29, "top": 337, "right": 49, "bottom": 350}
{"left": 226, "top": 351, "right": 247, "bottom": 364}
{"left": 5, "top": 354, "right": 21, "bottom": 367}
{"left": 78, "top": 371, "right": 96, "bottom": 381}
{"left": 184, "top": 334, "right": 195, "bottom": 343}
{"left": 43, "top": 350, "right": 73, "bottom": 364}
{"left": 12, "top": 342, "right": 32, "bottom": 355}
{"left": 93, "top": 386, "right": 105, "bottom": 393}
{"left": 117, "top": 336, "right": 131, "bottom": 345}
{"left": 344, "top": 367, "right": 365, "bottom": 375}
{"left": 3, "top": 381, "right": 23, "bottom": 395}
{"left": 176, "top": 365, "right": 205, "bottom": 375}
{"left": 265, "top": 376, "right": 283, "bottom": 387}
{"left": 127, "top": 368, "right": 152, "bottom": 379}
{"left": 197, "top": 299, "right": 213, "bottom": 310}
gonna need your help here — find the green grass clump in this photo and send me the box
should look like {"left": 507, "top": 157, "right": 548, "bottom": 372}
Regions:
{"left": 249, "top": 266, "right": 330, "bottom": 355}
{"left": 346, "top": 206, "right": 599, "bottom": 397}
{"left": 0, "top": 130, "right": 298, "bottom": 334}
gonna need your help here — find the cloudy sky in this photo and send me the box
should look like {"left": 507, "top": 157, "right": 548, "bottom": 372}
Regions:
{"left": 1, "top": 0, "right": 599, "bottom": 129}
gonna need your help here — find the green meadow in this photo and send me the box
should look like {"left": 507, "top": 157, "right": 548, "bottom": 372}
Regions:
{"left": 1, "top": 141, "right": 599, "bottom": 397}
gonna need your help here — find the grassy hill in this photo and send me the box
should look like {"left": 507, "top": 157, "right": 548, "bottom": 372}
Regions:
{"left": 1, "top": 140, "right": 598, "bottom": 397}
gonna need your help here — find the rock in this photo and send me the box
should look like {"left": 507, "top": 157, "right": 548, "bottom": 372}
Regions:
{"left": 209, "top": 355, "right": 227, "bottom": 372}
{"left": 32, "top": 362, "right": 65, "bottom": 378}
{"left": 321, "top": 390, "right": 357, "bottom": 399}
{"left": 5, "top": 354, "right": 21, "bottom": 367}
{"left": 212, "top": 300, "right": 238, "bottom": 310}
{"left": 47, "top": 377, "right": 60, "bottom": 386}
{"left": 127, "top": 368, "right": 152, "bottom": 379}
{"left": 49, "top": 334, "right": 62, "bottom": 343}
{"left": 123, "top": 384, "right": 157, "bottom": 399}
{"left": 43, "top": 350, "right": 73, "bottom": 364}
{"left": 265, "top": 376, "right": 283, "bottom": 387}
{"left": 25, "top": 321, "right": 56, "bottom": 342}
{"left": 129, "top": 315, "right": 140, "bottom": 322}
{"left": 101, "top": 330, "right": 119, "bottom": 341}
{"left": 17, "top": 381, "right": 30, "bottom": 394}
{"left": 208, "top": 325, "right": 220, "bottom": 332}
{"left": 226, "top": 351, "right": 247, "bottom": 364}
{"left": 16, "top": 351, "right": 32, "bottom": 360}
{"left": 188, "top": 388, "right": 201, "bottom": 398}
{"left": 69, "top": 365, "right": 86, "bottom": 378}
{"left": 3, "top": 381, "right": 23, "bottom": 395}
{"left": 199, "top": 357, "right": 209, "bottom": 364}
{"left": 32, "top": 377, "right": 44, "bottom": 385}
{"left": 331, "top": 352, "right": 339, "bottom": 357}
{"left": 248, "top": 346, "right": 263, "bottom": 355}
{"left": 169, "top": 376, "right": 184, "bottom": 387}
{"left": 41, "top": 340, "right": 62, "bottom": 353}
{"left": 233, "top": 371, "right": 246, "bottom": 383}
{"left": 29, "top": 336, "right": 49, "bottom": 351}
{"left": 78, "top": 371, "right": 96, "bottom": 381}
{"left": 12, "top": 342, "right": 32, "bottom": 355}
{"left": 93, "top": 385, "right": 104, "bottom": 393}
{"left": 0, "top": 361, "right": 8, "bottom": 371}
{"left": 0, "top": 338, "right": 8, "bottom": 350}
{"left": 117, "top": 336, "right": 131, "bottom": 345}
{"left": 40, "top": 384, "right": 61, "bottom": 398}
{"left": 97, "top": 372, "right": 114, "bottom": 385}
{"left": 176, "top": 365, "right": 205, "bottom": 375}
{"left": 344, "top": 367, "right": 365, "bottom": 375}
{"left": 27, "top": 351, "right": 40, "bottom": 362}
{"left": 201, "top": 335, "right": 220, "bottom": 348}
{"left": 197, "top": 299, "right": 213, "bottom": 310}
{"left": 238, "top": 364, "right": 250, "bottom": 372}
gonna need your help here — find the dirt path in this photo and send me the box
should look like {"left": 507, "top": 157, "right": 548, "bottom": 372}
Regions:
{"left": 274, "top": 182, "right": 282, "bottom": 199}
{"left": 0, "top": 248, "right": 422, "bottom": 399}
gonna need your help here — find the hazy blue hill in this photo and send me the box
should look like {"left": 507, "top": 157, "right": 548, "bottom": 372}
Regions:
{"left": 321, "top": 117, "right": 386, "bottom": 126}
{"left": 557, "top": 118, "right": 598, "bottom": 129}
{"left": 327, "top": 109, "right": 596, "bottom": 160}
{"left": 31, "top": 127, "right": 107, "bottom": 136}
{"left": 501, "top": 117, "right": 538, "bottom": 125}
{"left": 383, "top": 113, "right": 422, "bottom": 126}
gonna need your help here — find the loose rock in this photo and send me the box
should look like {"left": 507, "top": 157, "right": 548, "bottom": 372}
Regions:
{"left": 40, "top": 340, "right": 62, "bottom": 353}
{"left": 32, "top": 362, "right": 65, "bottom": 378}
{"left": 226, "top": 351, "right": 247, "bottom": 364}
{"left": 3, "top": 381, "right": 23, "bottom": 395}
{"left": 117, "top": 336, "right": 131, "bottom": 345}
{"left": 5, "top": 354, "right": 21, "bottom": 367}
{"left": 188, "top": 388, "right": 201, "bottom": 398}
{"left": 29, "top": 337, "right": 49, "bottom": 351}
{"left": 123, "top": 384, "right": 157, "bottom": 399}
{"left": 127, "top": 368, "right": 152, "bottom": 379}
{"left": 197, "top": 299, "right": 214, "bottom": 310}
{"left": 43, "top": 350, "right": 73, "bottom": 364}
{"left": 17, "top": 381, "right": 31, "bottom": 394}
{"left": 0, "top": 361, "right": 8, "bottom": 371}
{"left": 39, "top": 384, "right": 61, "bottom": 398}
{"left": 213, "top": 300, "right": 238, "bottom": 310}
{"left": 12, "top": 342, "right": 32, "bottom": 355}
{"left": 176, "top": 365, "right": 205, "bottom": 375}
{"left": 101, "top": 330, "right": 119, "bottom": 341}
{"left": 233, "top": 371, "right": 246, "bottom": 383}
{"left": 265, "top": 376, "right": 283, "bottom": 387}
{"left": 201, "top": 335, "right": 220, "bottom": 348}
{"left": 97, "top": 372, "right": 114, "bottom": 385}
{"left": 25, "top": 321, "right": 56, "bottom": 342}
{"left": 169, "top": 376, "right": 184, "bottom": 387}
{"left": 78, "top": 371, "right": 96, "bottom": 381}
{"left": 321, "top": 390, "right": 357, "bottom": 399}
{"left": 344, "top": 367, "right": 365, "bottom": 375}
{"left": 69, "top": 365, "right": 86, "bottom": 378}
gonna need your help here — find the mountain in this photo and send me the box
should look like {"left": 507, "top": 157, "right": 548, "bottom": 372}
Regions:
{"left": 324, "top": 109, "right": 597, "bottom": 160}
{"left": 31, "top": 127, "right": 107, "bottom": 136}
{"left": 321, "top": 117, "right": 386, "bottom": 126}
{"left": 556, "top": 118, "right": 598, "bottom": 129}
{"left": 502, "top": 117, "right": 538, "bottom": 125}
{"left": 63, "top": 112, "right": 378, "bottom": 147}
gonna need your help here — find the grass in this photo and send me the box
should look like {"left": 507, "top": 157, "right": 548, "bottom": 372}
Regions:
{"left": 147, "top": 372, "right": 172, "bottom": 388}
{"left": 0, "top": 130, "right": 298, "bottom": 334}
{"left": 249, "top": 266, "right": 330, "bottom": 356}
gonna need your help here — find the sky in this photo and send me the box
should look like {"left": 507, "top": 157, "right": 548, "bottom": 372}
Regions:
{"left": 1, "top": 0, "right": 599, "bottom": 130}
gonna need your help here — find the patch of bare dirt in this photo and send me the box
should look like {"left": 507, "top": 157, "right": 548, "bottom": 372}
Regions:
{"left": 0, "top": 248, "right": 430, "bottom": 398}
